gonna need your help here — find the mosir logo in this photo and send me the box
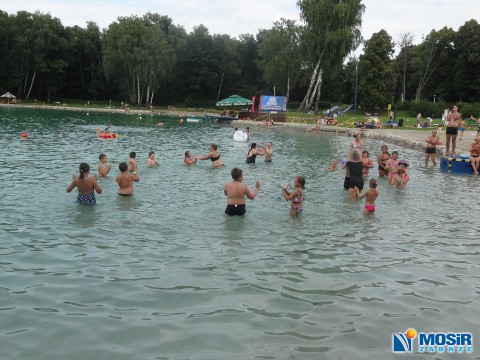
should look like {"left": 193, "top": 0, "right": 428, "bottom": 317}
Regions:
{"left": 393, "top": 329, "right": 473, "bottom": 354}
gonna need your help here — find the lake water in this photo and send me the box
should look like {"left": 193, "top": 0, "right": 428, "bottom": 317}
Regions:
{"left": 1, "top": 107, "right": 479, "bottom": 360}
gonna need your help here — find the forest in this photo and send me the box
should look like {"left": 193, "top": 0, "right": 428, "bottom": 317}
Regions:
{"left": 1, "top": 2, "right": 479, "bottom": 114}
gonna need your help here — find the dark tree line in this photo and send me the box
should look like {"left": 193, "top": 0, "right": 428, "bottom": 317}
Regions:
{"left": 1, "top": 9, "right": 479, "bottom": 110}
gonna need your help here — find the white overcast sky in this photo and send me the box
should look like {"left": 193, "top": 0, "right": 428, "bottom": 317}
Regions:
{"left": 3, "top": 0, "right": 479, "bottom": 53}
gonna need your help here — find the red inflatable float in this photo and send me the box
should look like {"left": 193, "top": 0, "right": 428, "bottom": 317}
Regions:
{"left": 98, "top": 132, "right": 118, "bottom": 139}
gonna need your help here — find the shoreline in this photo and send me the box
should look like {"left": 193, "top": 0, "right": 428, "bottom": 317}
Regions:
{"left": 2, "top": 103, "right": 475, "bottom": 155}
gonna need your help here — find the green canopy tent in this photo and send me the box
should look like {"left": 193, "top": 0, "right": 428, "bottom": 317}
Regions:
{"left": 216, "top": 94, "right": 252, "bottom": 107}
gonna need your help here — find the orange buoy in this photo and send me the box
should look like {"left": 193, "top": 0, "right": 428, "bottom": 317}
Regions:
{"left": 21, "top": 132, "right": 28, "bottom": 138}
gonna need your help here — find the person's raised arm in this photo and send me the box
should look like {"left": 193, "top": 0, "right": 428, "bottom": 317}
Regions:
{"left": 246, "top": 180, "right": 260, "bottom": 200}
{"left": 282, "top": 186, "right": 298, "bottom": 201}
{"left": 131, "top": 173, "right": 140, "bottom": 182}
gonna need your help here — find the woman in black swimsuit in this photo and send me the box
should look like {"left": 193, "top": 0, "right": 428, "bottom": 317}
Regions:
{"left": 246, "top": 143, "right": 265, "bottom": 164}
{"left": 197, "top": 144, "right": 224, "bottom": 167}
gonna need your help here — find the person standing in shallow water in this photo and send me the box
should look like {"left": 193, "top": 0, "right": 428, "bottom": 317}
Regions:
{"left": 197, "top": 144, "right": 224, "bottom": 167}
{"left": 98, "top": 154, "right": 112, "bottom": 177}
{"left": 117, "top": 162, "right": 139, "bottom": 196}
{"left": 246, "top": 143, "right": 265, "bottom": 164}
{"left": 264, "top": 142, "right": 273, "bottom": 162}
{"left": 377, "top": 145, "right": 390, "bottom": 177}
{"left": 425, "top": 130, "right": 439, "bottom": 166}
{"left": 343, "top": 150, "right": 363, "bottom": 200}
{"left": 224, "top": 167, "right": 260, "bottom": 216}
{"left": 66, "top": 162, "right": 102, "bottom": 205}
{"left": 282, "top": 176, "right": 306, "bottom": 216}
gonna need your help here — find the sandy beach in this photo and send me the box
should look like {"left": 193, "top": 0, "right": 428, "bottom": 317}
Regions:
{"left": 2, "top": 103, "right": 476, "bottom": 155}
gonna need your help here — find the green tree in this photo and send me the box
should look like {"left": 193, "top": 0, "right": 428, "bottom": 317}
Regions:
{"left": 409, "top": 27, "right": 456, "bottom": 101}
{"left": 297, "top": 0, "right": 364, "bottom": 113}
{"left": 257, "top": 19, "right": 302, "bottom": 104}
{"left": 103, "top": 15, "right": 175, "bottom": 106}
{"left": 357, "top": 30, "right": 397, "bottom": 109}
{"left": 10, "top": 11, "right": 69, "bottom": 101}
{"left": 453, "top": 20, "right": 480, "bottom": 102}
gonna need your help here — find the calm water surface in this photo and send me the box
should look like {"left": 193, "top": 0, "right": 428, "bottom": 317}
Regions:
{"left": 1, "top": 107, "right": 479, "bottom": 360}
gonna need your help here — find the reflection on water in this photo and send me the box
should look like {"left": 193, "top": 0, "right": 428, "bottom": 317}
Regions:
{"left": 1, "top": 107, "right": 479, "bottom": 359}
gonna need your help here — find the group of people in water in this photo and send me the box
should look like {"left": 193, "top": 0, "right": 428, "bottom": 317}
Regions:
{"left": 69, "top": 105, "right": 480, "bottom": 216}
{"left": 324, "top": 127, "right": 412, "bottom": 214}
{"left": 66, "top": 127, "right": 303, "bottom": 216}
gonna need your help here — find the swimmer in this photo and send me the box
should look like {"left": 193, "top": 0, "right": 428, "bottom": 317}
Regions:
{"left": 98, "top": 153, "right": 112, "bottom": 177}
{"left": 147, "top": 151, "right": 159, "bottom": 167}
{"left": 377, "top": 145, "right": 390, "bottom": 177}
{"left": 361, "top": 150, "right": 373, "bottom": 177}
{"left": 385, "top": 151, "right": 400, "bottom": 183}
{"left": 264, "top": 142, "right": 273, "bottom": 162}
{"left": 343, "top": 150, "right": 363, "bottom": 199}
{"left": 128, "top": 151, "right": 138, "bottom": 173}
{"left": 398, "top": 160, "right": 410, "bottom": 184}
{"left": 326, "top": 159, "right": 338, "bottom": 171}
{"left": 116, "top": 162, "right": 139, "bottom": 196}
{"left": 469, "top": 137, "right": 480, "bottom": 175}
{"left": 196, "top": 144, "right": 224, "bottom": 167}
{"left": 350, "top": 132, "right": 364, "bottom": 155}
{"left": 66, "top": 162, "right": 102, "bottom": 205}
{"left": 392, "top": 168, "right": 407, "bottom": 189}
{"left": 425, "top": 130, "right": 439, "bottom": 166}
{"left": 246, "top": 143, "right": 265, "bottom": 164}
{"left": 282, "top": 176, "right": 306, "bottom": 216}
{"left": 223, "top": 167, "right": 260, "bottom": 216}
{"left": 184, "top": 150, "right": 197, "bottom": 165}
{"left": 355, "top": 178, "right": 378, "bottom": 214}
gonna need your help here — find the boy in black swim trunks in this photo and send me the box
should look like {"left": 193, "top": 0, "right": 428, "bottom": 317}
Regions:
{"left": 223, "top": 167, "right": 260, "bottom": 216}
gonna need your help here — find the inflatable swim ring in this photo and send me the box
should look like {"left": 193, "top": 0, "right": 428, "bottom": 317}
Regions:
{"left": 233, "top": 130, "right": 248, "bottom": 142}
{"left": 98, "top": 133, "right": 118, "bottom": 139}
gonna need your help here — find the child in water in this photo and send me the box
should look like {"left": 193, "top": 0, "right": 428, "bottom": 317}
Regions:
{"left": 326, "top": 159, "right": 338, "bottom": 171}
{"left": 128, "top": 151, "right": 138, "bottom": 172}
{"left": 147, "top": 151, "right": 159, "bottom": 167}
{"left": 391, "top": 168, "right": 407, "bottom": 190}
{"left": 355, "top": 178, "right": 378, "bottom": 214}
